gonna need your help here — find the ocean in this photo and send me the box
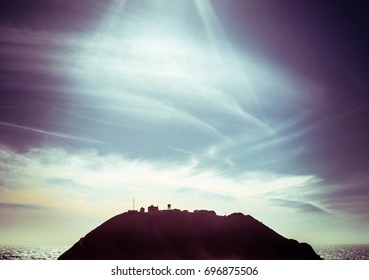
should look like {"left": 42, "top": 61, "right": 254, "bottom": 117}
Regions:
{"left": 0, "top": 246, "right": 68, "bottom": 260}
{"left": 312, "top": 244, "right": 369, "bottom": 260}
{"left": 0, "top": 244, "right": 368, "bottom": 260}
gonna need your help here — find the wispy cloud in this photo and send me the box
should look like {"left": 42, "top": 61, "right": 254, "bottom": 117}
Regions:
{"left": 0, "top": 146, "right": 317, "bottom": 214}
{"left": 269, "top": 198, "right": 331, "bottom": 215}
{"left": 46, "top": 177, "right": 80, "bottom": 187}
{"left": 317, "top": 173, "right": 369, "bottom": 220}
{"left": 0, "top": 7, "right": 320, "bottom": 176}
{"left": 177, "top": 187, "right": 235, "bottom": 202}
{"left": 0, "top": 121, "right": 104, "bottom": 144}
{"left": 54, "top": 13, "right": 319, "bottom": 174}
{"left": 0, "top": 202, "right": 44, "bottom": 210}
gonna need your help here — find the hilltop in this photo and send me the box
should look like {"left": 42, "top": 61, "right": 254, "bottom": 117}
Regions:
{"left": 58, "top": 206, "right": 321, "bottom": 260}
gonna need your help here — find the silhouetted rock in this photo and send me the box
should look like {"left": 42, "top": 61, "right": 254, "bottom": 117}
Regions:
{"left": 58, "top": 210, "right": 322, "bottom": 260}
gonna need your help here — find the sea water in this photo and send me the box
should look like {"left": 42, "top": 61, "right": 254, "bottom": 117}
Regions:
{"left": 312, "top": 244, "right": 369, "bottom": 260}
{"left": 1, "top": 244, "right": 369, "bottom": 260}
{"left": 0, "top": 246, "right": 68, "bottom": 260}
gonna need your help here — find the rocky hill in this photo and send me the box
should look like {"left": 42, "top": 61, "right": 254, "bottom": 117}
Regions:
{"left": 58, "top": 209, "right": 321, "bottom": 260}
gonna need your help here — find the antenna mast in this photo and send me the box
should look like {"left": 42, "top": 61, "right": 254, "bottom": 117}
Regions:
{"left": 133, "top": 198, "right": 135, "bottom": 210}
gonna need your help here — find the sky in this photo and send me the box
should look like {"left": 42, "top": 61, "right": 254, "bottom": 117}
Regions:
{"left": 0, "top": 0, "right": 369, "bottom": 246}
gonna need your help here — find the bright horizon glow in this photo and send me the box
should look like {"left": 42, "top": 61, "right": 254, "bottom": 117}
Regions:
{"left": 1, "top": 146, "right": 363, "bottom": 246}
{"left": 1, "top": 145, "right": 365, "bottom": 245}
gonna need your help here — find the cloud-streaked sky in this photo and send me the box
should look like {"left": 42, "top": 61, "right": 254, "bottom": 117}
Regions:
{"left": 1, "top": 0, "right": 368, "bottom": 245}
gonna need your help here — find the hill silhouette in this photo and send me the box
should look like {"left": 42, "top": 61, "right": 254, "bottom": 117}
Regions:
{"left": 58, "top": 208, "right": 322, "bottom": 260}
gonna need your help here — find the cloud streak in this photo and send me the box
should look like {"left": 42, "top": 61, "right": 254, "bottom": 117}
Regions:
{"left": 0, "top": 121, "right": 104, "bottom": 144}
{"left": 269, "top": 198, "right": 330, "bottom": 215}
{"left": 0, "top": 202, "right": 44, "bottom": 210}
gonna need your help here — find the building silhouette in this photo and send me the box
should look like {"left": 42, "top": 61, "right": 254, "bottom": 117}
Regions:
{"left": 148, "top": 205, "right": 159, "bottom": 212}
